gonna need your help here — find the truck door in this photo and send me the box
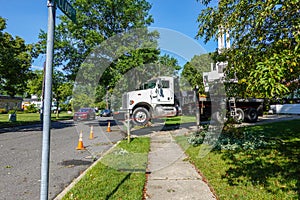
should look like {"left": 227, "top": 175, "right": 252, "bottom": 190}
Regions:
{"left": 157, "top": 79, "right": 174, "bottom": 104}
{"left": 149, "top": 79, "right": 160, "bottom": 104}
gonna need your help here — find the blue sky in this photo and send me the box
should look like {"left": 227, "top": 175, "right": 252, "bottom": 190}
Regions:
{"left": 0, "top": 0, "right": 217, "bottom": 68}
{"left": 148, "top": 0, "right": 217, "bottom": 52}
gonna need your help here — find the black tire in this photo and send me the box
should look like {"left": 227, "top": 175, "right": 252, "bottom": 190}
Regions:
{"left": 132, "top": 107, "right": 150, "bottom": 126}
{"left": 245, "top": 108, "right": 258, "bottom": 123}
{"left": 212, "top": 110, "right": 227, "bottom": 124}
{"left": 234, "top": 108, "right": 245, "bottom": 123}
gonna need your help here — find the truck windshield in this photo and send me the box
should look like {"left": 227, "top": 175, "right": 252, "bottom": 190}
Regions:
{"left": 147, "top": 81, "right": 156, "bottom": 89}
{"left": 161, "top": 80, "right": 169, "bottom": 88}
{"left": 137, "top": 80, "right": 157, "bottom": 90}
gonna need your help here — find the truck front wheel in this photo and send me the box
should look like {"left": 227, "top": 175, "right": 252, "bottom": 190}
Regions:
{"left": 234, "top": 108, "right": 245, "bottom": 123}
{"left": 132, "top": 107, "right": 150, "bottom": 126}
{"left": 212, "top": 111, "right": 227, "bottom": 124}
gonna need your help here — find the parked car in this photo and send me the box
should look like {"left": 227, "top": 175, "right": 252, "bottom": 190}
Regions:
{"left": 73, "top": 108, "right": 96, "bottom": 121}
{"left": 100, "top": 109, "right": 112, "bottom": 117}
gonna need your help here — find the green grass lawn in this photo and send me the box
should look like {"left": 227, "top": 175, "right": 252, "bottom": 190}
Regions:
{"left": 0, "top": 112, "right": 73, "bottom": 128}
{"left": 176, "top": 119, "right": 300, "bottom": 200}
{"left": 164, "top": 115, "right": 196, "bottom": 125}
{"left": 62, "top": 137, "right": 150, "bottom": 200}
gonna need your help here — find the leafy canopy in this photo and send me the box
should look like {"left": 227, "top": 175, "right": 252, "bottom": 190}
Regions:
{"left": 196, "top": 0, "right": 300, "bottom": 98}
{"left": 38, "top": 0, "right": 155, "bottom": 80}
{"left": 181, "top": 54, "right": 212, "bottom": 93}
{"left": 37, "top": 0, "right": 162, "bottom": 108}
{"left": 0, "top": 17, "right": 34, "bottom": 97}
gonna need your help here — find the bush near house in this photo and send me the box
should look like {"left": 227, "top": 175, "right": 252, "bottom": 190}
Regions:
{"left": 0, "top": 109, "right": 8, "bottom": 114}
{"left": 24, "top": 104, "right": 38, "bottom": 113}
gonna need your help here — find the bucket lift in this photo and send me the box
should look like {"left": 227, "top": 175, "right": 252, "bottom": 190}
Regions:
{"left": 203, "top": 26, "right": 239, "bottom": 119}
{"left": 203, "top": 26, "right": 231, "bottom": 92}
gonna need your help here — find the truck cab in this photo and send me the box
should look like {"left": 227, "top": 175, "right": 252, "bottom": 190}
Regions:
{"left": 114, "top": 76, "right": 181, "bottom": 126}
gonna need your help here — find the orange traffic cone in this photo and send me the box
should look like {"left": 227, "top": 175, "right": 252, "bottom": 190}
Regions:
{"left": 76, "top": 131, "right": 85, "bottom": 150}
{"left": 89, "top": 125, "right": 94, "bottom": 140}
{"left": 106, "top": 121, "right": 111, "bottom": 132}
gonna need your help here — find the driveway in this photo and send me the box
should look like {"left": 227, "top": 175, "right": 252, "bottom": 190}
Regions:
{"left": 241, "top": 114, "right": 300, "bottom": 126}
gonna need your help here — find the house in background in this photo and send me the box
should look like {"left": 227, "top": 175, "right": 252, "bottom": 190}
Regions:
{"left": 0, "top": 95, "right": 23, "bottom": 112}
{"left": 22, "top": 95, "right": 42, "bottom": 111}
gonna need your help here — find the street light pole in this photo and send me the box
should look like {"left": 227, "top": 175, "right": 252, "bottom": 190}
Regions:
{"left": 40, "top": 1, "right": 55, "bottom": 199}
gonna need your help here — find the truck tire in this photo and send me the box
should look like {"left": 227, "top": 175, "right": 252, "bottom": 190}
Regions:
{"left": 245, "top": 108, "right": 258, "bottom": 123}
{"left": 234, "top": 108, "right": 245, "bottom": 123}
{"left": 132, "top": 107, "right": 150, "bottom": 126}
{"left": 212, "top": 110, "right": 226, "bottom": 124}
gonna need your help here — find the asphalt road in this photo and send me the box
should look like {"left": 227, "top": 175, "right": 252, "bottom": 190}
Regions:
{"left": 0, "top": 117, "right": 124, "bottom": 200}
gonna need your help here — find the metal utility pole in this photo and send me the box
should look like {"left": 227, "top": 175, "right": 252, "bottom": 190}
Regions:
{"left": 127, "top": 109, "right": 131, "bottom": 143}
{"left": 106, "top": 86, "right": 110, "bottom": 109}
{"left": 40, "top": 62, "right": 46, "bottom": 121}
{"left": 40, "top": 1, "right": 55, "bottom": 199}
{"left": 194, "top": 85, "right": 200, "bottom": 129}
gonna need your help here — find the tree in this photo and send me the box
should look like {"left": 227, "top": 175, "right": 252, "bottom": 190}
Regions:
{"left": 0, "top": 17, "right": 33, "bottom": 97}
{"left": 158, "top": 54, "right": 181, "bottom": 76}
{"left": 52, "top": 70, "right": 73, "bottom": 117}
{"left": 111, "top": 53, "right": 180, "bottom": 91}
{"left": 26, "top": 70, "right": 44, "bottom": 98}
{"left": 196, "top": 0, "right": 300, "bottom": 98}
{"left": 37, "top": 0, "right": 155, "bottom": 80}
{"left": 37, "top": 0, "right": 160, "bottom": 109}
{"left": 181, "top": 53, "right": 212, "bottom": 93}
{"left": 26, "top": 69, "right": 73, "bottom": 116}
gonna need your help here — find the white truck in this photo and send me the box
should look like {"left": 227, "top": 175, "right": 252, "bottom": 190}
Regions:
{"left": 113, "top": 76, "right": 182, "bottom": 126}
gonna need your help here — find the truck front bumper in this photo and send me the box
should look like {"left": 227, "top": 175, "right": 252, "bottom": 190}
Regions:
{"left": 113, "top": 110, "right": 129, "bottom": 121}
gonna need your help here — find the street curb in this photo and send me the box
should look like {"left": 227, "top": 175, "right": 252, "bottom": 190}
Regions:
{"left": 54, "top": 141, "right": 121, "bottom": 200}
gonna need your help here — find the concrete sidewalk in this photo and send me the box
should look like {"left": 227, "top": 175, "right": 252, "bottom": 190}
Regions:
{"left": 144, "top": 131, "right": 216, "bottom": 200}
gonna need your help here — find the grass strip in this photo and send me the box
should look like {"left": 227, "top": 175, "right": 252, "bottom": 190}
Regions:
{"left": 62, "top": 137, "right": 150, "bottom": 200}
{"left": 0, "top": 112, "right": 73, "bottom": 128}
{"left": 164, "top": 115, "right": 196, "bottom": 125}
{"left": 176, "top": 119, "right": 300, "bottom": 200}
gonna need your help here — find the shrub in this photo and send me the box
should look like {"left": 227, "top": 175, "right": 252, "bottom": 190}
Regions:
{"left": 187, "top": 124, "right": 209, "bottom": 146}
{"left": 25, "top": 104, "right": 38, "bottom": 113}
{"left": 187, "top": 123, "right": 274, "bottom": 151}
{"left": 60, "top": 103, "right": 71, "bottom": 111}
{"left": 187, "top": 131, "right": 205, "bottom": 146}
{"left": 94, "top": 101, "right": 107, "bottom": 110}
{"left": 0, "top": 108, "right": 8, "bottom": 114}
{"left": 8, "top": 110, "right": 17, "bottom": 114}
